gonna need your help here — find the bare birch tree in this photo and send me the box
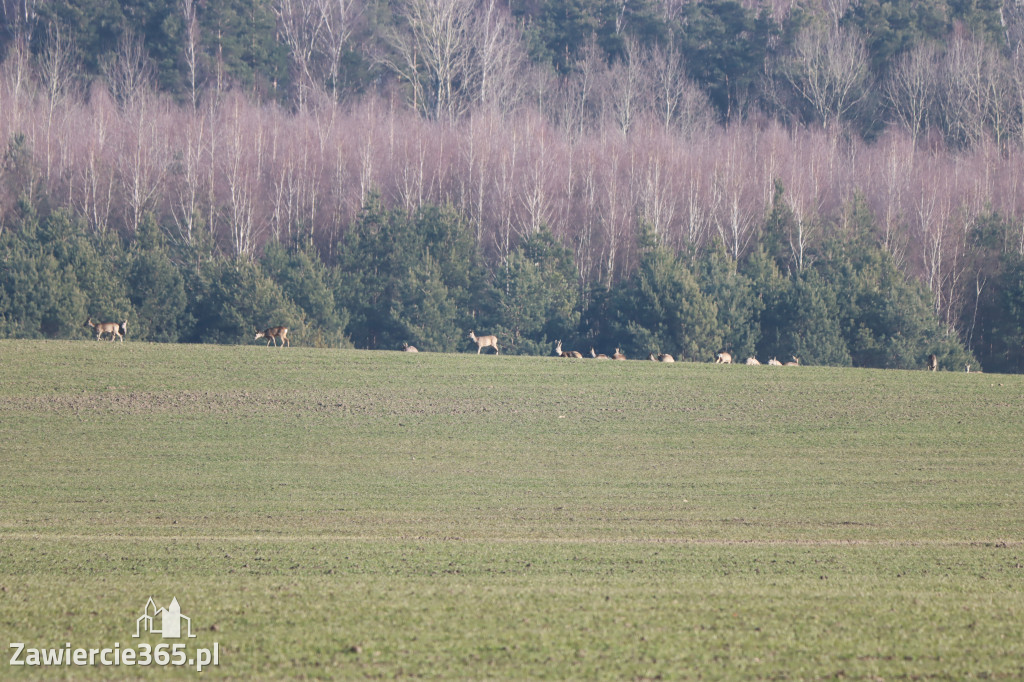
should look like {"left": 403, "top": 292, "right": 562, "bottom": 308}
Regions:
{"left": 169, "top": 109, "right": 207, "bottom": 244}
{"left": 472, "top": 0, "right": 526, "bottom": 113}
{"left": 385, "top": 0, "right": 476, "bottom": 120}
{"left": 181, "top": 0, "right": 201, "bottom": 110}
{"left": 602, "top": 38, "right": 651, "bottom": 134}
{"left": 274, "top": 0, "right": 328, "bottom": 109}
{"left": 102, "top": 32, "right": 154, "bottom": 109}
{"left": 646, "top": 42, "right": 713, "bottom": 134}
{"left": 885, "top": 42, "right": 938, "bottom": 144}
{"left": 222, "top": 97, "right": 266, "bottom": 258}
{"left": 320, "top": 0, "right": 362, "bottom": 98}
{"left": 2, "top": 34, "right": 35, "bottom": 129}
{"left": 781, "top": 23, "right": 871, "bottom": 128}
{"left": 273, "top": 0, "right": 361, "bottom": 107}
{"left": 937, "top": 36, "right": 1013, "bottom": 148}
{"left": 37, "top": 25, "right": 77, "bottom": 184}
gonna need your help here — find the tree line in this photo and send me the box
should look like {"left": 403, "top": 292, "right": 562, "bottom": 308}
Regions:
{"left": 5, "top": 194, "right": 1008, "bottom": 371}
{"left": 2, "top": 1, "right": 1024, "bottom": 370}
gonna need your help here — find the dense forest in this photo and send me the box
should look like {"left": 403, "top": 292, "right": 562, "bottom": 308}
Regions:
{"left": 1, "top": 0, "right": 1023, "bottom": 370}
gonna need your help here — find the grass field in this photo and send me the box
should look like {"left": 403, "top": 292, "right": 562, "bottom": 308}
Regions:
{"left": 1, "top": 339, "right": 1022, "bottom": 680}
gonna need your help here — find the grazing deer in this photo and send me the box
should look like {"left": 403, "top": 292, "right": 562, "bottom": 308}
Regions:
{"left": 649, "top": 352, "right": 674, "bottom": 362}
{"left": 612, "top": 348, "right": 627, "bottom": 361}
{"left": 554, "top": 340, "right": 582, "bottom": 358}
{"left": 403, "top": 342, "right": 419, "bottom": 353}
{"left": 745, "top": 357, "right": 760, "bottom": 365}
{"left": 590, "top": 348, "right": 609, "bottom": 359}
{"left": 468, "top": 331, "right": 499, "bottom": 354}
{"left": 784, "top": 356, "right": 800, "bottom": 366}
{"left": 715, "top": 351, "right": 732, "bottom": 364}
{"left": 255, "top": 326, "right": 289, "bottom": 347}
{"left": 85, "top": 318, "right": 126, "bottom": 342}
{"left": 928, "top": 353, "right": 938, "bottom": 371}
{"left": 768, "top": 357, "right": 782, "bottom": 366}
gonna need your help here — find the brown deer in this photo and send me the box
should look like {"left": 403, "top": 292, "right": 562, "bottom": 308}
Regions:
{"left": 255, "top": 326, "right": 289, "bottom": 347}
{"left": 612, "top": 348, "right": 627, "bottom": 360}
{"left": 649, "top": 352, "right": 675, "bottom": 363}
{"left": 468, "top": 331, "right": 499, "bottom": 354}
{"left": 784, "top": 356, "right": 800, "bottom": 366}
{"left": 928, "top": 354, "right": 938, "bottom": 371}
{"left": 715, "top": 351, "right": 733, "bottom": 364}
{"left": 86, "top": 318, "right": 126, "bottom": 342}
{"left": 554, "top": 340, "right": 583, "bottom": 358}
{"left": 767, "top": 357, "right": 783, "bottom": 366}
{"left": 590, "top": 348, "right": 609, "bottom": 359}
{"left": 745, "top": 357, "right": 761, "bottom": 365}
{"left": 403, "top": 342, "right": 419, "bottom": 353}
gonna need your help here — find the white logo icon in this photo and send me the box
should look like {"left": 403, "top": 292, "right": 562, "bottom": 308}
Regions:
{"left": 133, "top": 597, "right": 196, "bottom": 639}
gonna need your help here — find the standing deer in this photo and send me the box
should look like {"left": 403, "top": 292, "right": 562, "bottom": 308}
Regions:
{"left": 745, "top": 357, "right": 760, "bottom": 365}
{"left": 715, "top": 351, "right": 732, "bottom": 364}
{"left": 928, "top": 354, "right": 938, "bottom": 371}
{"left": 468, "top": 331, "right": 499, "bottom": 354}
{"left": 403, "top": 342, "right": 419, "bottom": 353}
{"left": 590, "top": 348, "right": 609, "bottom": 359}
{"left": 554, "top": 340, "right": 582, "bottom": 358}
{"left": 612, "top": 348, "right": 627, "bottom": 360}
{"left": 255, "top": 326, "right": 289, "bottom": 347}
{"left": 86, "top": 318, "right": 126, "bottom": 342}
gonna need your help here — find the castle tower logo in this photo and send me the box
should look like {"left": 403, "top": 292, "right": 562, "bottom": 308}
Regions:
{"left": 133, "top": 597, "right": 197, "bottom": 639}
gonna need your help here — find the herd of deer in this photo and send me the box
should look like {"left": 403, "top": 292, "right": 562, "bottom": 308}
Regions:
{"left": 548, "top": 343, "right": 801, "bottom": 365}
{"left": 715, "top": 351, "right": 800, "bottom": 366}
{"left": 467, "top": 332, "right": 802, "bottom": 365}
{"left": 79, "top": 321, "right": 948, "bottom": 372}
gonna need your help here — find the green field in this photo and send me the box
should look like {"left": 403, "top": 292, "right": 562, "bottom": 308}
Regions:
{"left": 1, "top": 340, "right": 1022, "bottom": 680}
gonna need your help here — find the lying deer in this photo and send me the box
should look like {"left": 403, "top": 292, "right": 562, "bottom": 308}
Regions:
{"left": 590, "top": 348, "right": 609, "bottom": 359}
{"left": 403, "top": 342, "right": 419, "bottom": 353}
{"left": 612, "top": 348, "right": 627, "bottom": 360}
{"left": 715, "top": 351, "right": 732, "bottom": 364}
{"left": 784, "top": 356, "right": 800, "bottom": 366}
{"left": 745, "top": 357, "right": 760, "bottom": 365}
{"left": 255, "top": 326, "right": 289, "bottom": 347}
{"left": 649, "top": 352, "right": 675, "bottom": 362}
{"left": 554, "top": 340, "right": 583, "bottom": 358}
{"left": 468, "top": 331, "right": 499, "bottom": 354}
{"left": 86, "top": 318, "right": 126, "bottom": 342}
{"left": 767, "top": 357, "right": 782, "bottom": 366}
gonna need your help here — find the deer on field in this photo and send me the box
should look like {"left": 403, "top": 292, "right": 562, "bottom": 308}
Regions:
{"left": 590, "top": 348, "right": 609, "bottom": 359}
{"left": 468, "top": 331, "right": 499, "bottom": 354}
{"left": 649, "top": 352, "right": 675, "bottom": 363}
{"left": 255, "top": 326, "right": 289, "bottom": 347}
{"left": 715, "top": 351, "right": 732, "bottom": 364}
{"left": 783, "top": 356, "right": 800, "bottom": 366}
{"left": 403, "top": 342, "right": 419, "bottom": 353}
{"left": 767, "top": 357, "right": 782, "bottom": 366}
{"left": 745, "top": 357, "right": 760, "bottom": 365}
{"left": 86, "top": 318, "right": 126, "bottom": 342}
{"left": 612, "top": 348, "right": 627, "bottom": 360}
{"left": 554, "top": 340, "right": 583, "bottom": 358}
{"left": 928, "top": 353, "right": 937, "bottom": 371}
